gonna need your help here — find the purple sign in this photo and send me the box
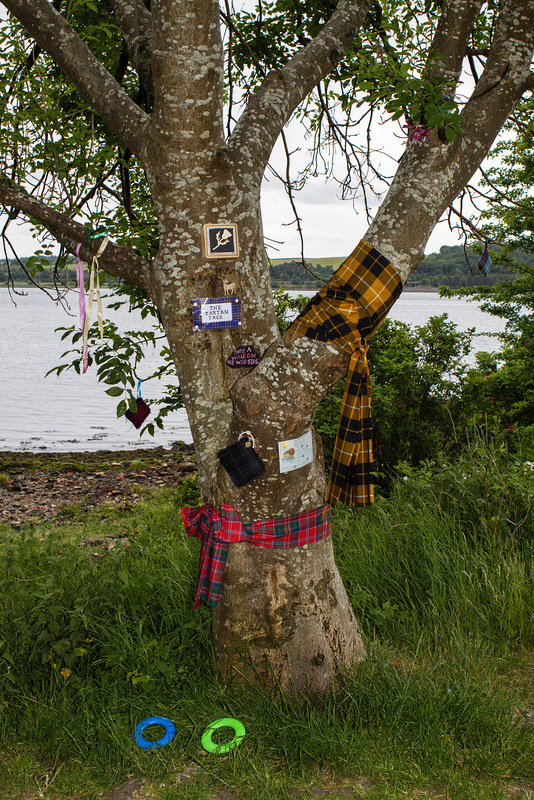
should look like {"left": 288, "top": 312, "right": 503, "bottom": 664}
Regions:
{"left": 192, "top": 296, "right": 242, "bottom": 330}
{"left": 226, "top": 345, "right": 260, "bottom": 368}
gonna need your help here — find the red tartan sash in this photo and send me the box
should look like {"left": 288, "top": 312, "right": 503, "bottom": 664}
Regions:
{"left": 181, "top": 504, "right": 331, "bottom": 610}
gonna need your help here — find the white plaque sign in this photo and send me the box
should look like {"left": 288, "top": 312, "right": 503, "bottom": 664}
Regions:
{"left": 200, "top": 301, "right": 232, "bottom": 325}
{"left": 192, "top": 296, "right": 242, "bottom": 330}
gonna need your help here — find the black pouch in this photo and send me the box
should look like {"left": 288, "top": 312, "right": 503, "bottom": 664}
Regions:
{"left": 125, "top": 398, "right": 151, "bottom": 429}
{"left": 217, "top": 431, "right": 265, "bottom": 487}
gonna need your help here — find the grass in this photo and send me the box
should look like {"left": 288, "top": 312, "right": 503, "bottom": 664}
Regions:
{"left": 0, "top": 461, "right": 533, "bottom": 800}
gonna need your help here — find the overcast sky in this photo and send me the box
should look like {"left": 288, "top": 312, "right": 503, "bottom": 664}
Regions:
{"left": 0, "top": 1, "right": 469, "bottom": 261}
{"left": 2, "top": 96, "right": 465, "bottom": 262}
{"left": 260, "top": 118, "right": 465, "bottom": 260}
{"left": 238, "top": 0, "right": 466, "bottom": 260}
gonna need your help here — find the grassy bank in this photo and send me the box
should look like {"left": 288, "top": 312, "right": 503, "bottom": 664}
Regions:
{"left": 0, "top": 448, "right": 533, "bottom": 799}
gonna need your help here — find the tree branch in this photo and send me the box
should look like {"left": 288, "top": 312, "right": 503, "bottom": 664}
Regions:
{"left": 0, "top": 176, "right": 150, "bottom": 290}
{"left": 425, "top": 0, "right": 484, "bottom": 92}
{"left": 363, "top": 0, "right": 534, "bottom": 280}
{"left": 148, "top": 0, "right": 226, "bottom": 147}
{"left": 110, "top": 0, "right": 154, "bottom": 106}
{"left": 458, "top": 0, "right": 534, "bottom": 166}
{"left": 447, "top": 202, "right": 504, "bottom": 245}
{"left": 228, "top": 0, "right": 371, "bottom": 188}
{"left": 0, "top": 0, "right": 151, "bottom": 156}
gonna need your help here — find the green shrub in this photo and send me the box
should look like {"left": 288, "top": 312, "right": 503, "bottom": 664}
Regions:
{"left": 313, "top": 314, "right": 475, "bottom": 484}
{"left": 0, "top": 517, "right": 204, "bottom": 699}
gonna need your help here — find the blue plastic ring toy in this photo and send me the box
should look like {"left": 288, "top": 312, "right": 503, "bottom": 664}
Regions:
{"left": 201, "top": 717, "right": 246, "bottom": 754}
{"left": 133, "top": 716, "right": 176, "bottom": 750}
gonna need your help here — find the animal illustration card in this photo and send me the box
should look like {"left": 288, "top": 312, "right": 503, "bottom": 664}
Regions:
{"left": 278, "top": 430, "right": 314, "bottom": 473}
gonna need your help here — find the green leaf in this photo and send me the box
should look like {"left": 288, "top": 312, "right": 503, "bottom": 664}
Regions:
{"left": 105, "top": 386, "right": 123, "bottom": 397}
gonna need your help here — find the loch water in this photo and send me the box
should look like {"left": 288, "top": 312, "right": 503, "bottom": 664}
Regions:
{"left": 0, "top": 288, "right": 506, "bottom": 452}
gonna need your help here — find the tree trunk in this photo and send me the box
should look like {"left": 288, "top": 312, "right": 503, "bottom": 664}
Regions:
{"left": 213, "top": 536, "right": 365, "bottom": 698}
{"left": 2, "top": 0, "right": 533, "bottom": 701}
{"left": 151, "top": 209, "right": 366, "bottom": 693}
{"left": 129, "top": 0, "right": 371, "bottom": 696}
{"left": 209, "top": 337, "right": 367, "bottom": 695}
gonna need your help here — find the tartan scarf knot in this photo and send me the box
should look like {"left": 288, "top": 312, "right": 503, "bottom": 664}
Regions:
{"left": 287, "top": 240, "right": 402, "bottom": 507}
{"left": 182, "top": 503, "right": 247, "bottom": 544}
{"left": 182, "top": 504, "right": 331, "bottom": 610}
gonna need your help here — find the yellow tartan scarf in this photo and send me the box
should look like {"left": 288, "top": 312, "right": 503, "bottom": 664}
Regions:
{"left": 287, "top": 240, "right": 403, "bottom": 506}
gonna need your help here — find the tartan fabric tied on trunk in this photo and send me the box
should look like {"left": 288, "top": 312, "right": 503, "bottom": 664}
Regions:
{"left": 181, "top": 504, "right": 331, "bottom": 610}
{"left": 287, "top": 240, "right": 402, "bottom": 507}
{"left": 404, "top": 121, "right": 430, "bottom": 145}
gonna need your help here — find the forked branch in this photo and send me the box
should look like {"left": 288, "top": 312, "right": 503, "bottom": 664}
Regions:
{"left": 0, "top": 0, "right": 151, "bottom": 155}
{"left": 228, "top": 0, "right": 371, "bottom": 186}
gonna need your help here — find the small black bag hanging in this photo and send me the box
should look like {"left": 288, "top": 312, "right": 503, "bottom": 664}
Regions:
{"left": 217, "top": 431, "right": 265, "bottom": 487}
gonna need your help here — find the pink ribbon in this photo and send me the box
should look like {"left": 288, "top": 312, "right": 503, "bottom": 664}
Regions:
{"left": 75, "top": 243, "right": 88, "bottom": 373}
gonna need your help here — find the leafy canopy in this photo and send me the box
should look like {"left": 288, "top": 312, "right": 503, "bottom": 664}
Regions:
{"left": 0, "top": 0, "right": 513, "bottom": 432}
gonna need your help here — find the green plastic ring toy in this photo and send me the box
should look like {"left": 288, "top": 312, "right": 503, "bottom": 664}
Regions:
{"left": 201, "top": 717, "right": 245, "bottom": 754}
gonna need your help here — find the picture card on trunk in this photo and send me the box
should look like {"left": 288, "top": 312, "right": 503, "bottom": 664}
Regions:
{"left": 278, "top": 430, "right": 314, "bottom": 473}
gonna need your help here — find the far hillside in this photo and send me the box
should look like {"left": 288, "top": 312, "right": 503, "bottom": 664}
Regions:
{"left": 269, "top": 245, "right": 533, "bottom": 289}
{"left": 2, "top": 245, "right": 532, "bottom": 289}
{"left": 408, "top": 245, "right": 533, "bottom": 288}
{"left": 269, "top": 257, "right": 344, "bottom": 289}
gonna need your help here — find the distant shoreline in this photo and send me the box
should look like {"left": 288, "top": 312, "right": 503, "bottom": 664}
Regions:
{"left": 402, "top": 286, "right": 440, "bottom": 292}
{"left": 276, "top": 285, "right": 441, "bottom": 293}
{"left": 4, "top": 283, "right": 442, "bottom": 292}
